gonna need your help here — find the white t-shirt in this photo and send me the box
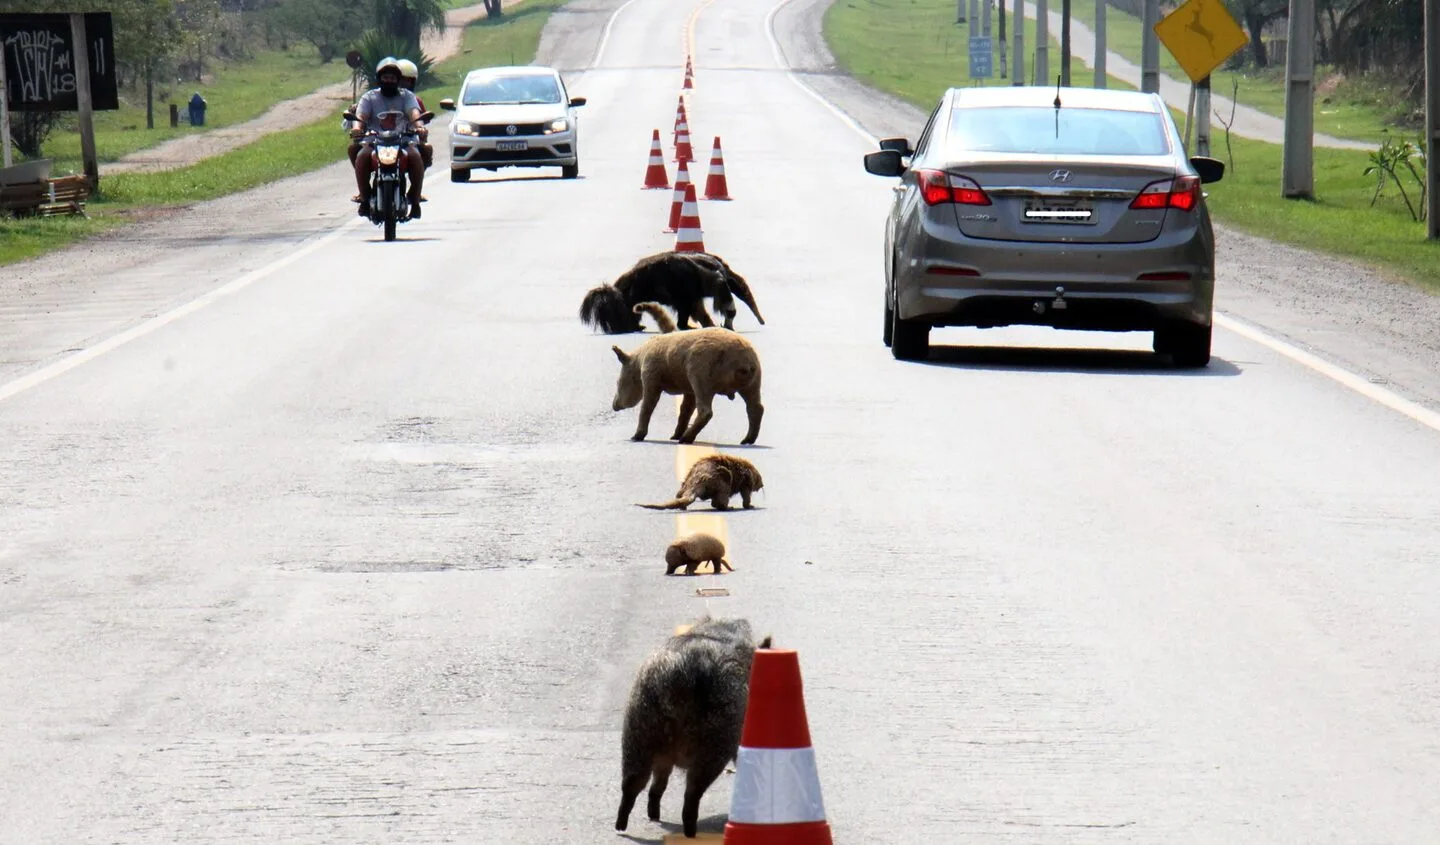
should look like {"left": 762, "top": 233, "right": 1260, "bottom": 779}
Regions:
{"left": 355, "top": 88, "right": 421, "bottom": 133}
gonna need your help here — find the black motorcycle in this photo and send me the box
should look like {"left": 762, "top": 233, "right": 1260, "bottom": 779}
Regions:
{"left": 345, "top": 108, "right": 434, "bottom": 241}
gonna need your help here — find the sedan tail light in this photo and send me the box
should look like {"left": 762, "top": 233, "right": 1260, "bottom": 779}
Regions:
{"left": 1130, "top": 175, "right": 1200, "bottom": 211}
{"left": 917, "top": 169, "right": 992, "bottom": 206}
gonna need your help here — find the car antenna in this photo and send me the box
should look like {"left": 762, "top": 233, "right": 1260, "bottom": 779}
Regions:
{"left": 1053, "top": 74, "right": 1062, "bottom": 139}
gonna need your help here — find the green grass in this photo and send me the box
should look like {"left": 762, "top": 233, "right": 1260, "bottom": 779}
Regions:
{"left": 825, "top": 0, "right": 1071, "bottom": 108}
{"left": 1054, "top": 0, "right": 1405, "bottom": 143}
{"left": 39, "top": 47, "right": 354, "bottom": 172}
{"left": 2, "top": 0, "right": 565, "bottom": 269}
{"left": 824, "top": 0, "right": 1440, "bottom": 292}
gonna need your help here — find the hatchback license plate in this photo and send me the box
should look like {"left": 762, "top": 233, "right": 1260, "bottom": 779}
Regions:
{"left": 1023, "top": 199, "right": 1093, "bottom": 224}
{"left": 495, "top": 140, "right": 529, "bottom": 152}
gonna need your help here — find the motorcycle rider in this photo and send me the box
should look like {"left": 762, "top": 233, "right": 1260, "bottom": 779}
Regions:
{"left": 395, "top": 58, "right": 434, "bottom": 170}
{"left": 351, "top": 57, "right": 426, "bottom": 219}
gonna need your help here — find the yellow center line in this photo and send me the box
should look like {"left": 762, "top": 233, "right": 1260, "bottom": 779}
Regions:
{"left": 684, "top": 0, "right": 720, "bottom": 75}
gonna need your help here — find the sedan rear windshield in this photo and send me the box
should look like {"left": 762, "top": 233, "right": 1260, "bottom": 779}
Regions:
{"left": 946, "top": 106, "right": 1171, "bottom": 156}
{"left": 462, "top": 75, "right": 562, "bottom": 105}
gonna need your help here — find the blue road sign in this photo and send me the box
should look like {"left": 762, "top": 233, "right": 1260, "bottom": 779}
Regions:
{"left": 969, "top": 36, "right": 993, "bottom": 79}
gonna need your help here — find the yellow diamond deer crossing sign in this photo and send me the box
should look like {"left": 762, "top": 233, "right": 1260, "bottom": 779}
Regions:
{"left": 1153, "top": 0, "right": 1250, "bottom": 83}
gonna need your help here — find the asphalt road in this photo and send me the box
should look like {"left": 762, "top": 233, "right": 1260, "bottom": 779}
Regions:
{"left": 5, "top": 0, "right": 1440, "bottom": 841}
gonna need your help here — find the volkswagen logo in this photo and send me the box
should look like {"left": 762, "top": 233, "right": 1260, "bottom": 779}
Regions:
{"left": 1049, "top": 168, "right": 1073, "bottom": 183}
{"left": 505, "top": 124, "right": 518, "bottom": 136}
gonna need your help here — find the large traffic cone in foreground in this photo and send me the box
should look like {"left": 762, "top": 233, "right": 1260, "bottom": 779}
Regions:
{"left": 675, "top": 125, "right": 695, "bottom": 166}
{"left": 665, "top": 159, "right": 691, "bottom": 233}
{"left": 722, "top": 649, "right": 832, "bottom": 844}
{"left": 673, "top": 182, "right": 705, "bottom": 252}
{"left": 643, "top": 129, "right": 670, "bottom": 189}
{"left": 703, "top": 136, "right": 731, "bottom": 201}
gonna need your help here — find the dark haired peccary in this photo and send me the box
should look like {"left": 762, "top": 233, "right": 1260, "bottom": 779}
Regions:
{"left": 615, "top": 617, "right": 773, "bottom": 838}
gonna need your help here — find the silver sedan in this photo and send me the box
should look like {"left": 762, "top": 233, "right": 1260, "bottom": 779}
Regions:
{"left": 863, "top": 85, "right": 1226, "bottom": 366}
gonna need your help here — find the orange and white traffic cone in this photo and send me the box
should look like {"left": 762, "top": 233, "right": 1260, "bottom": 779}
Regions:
{"left": 683, "top": 58, "right": 695, "bottom": 90}
{"left": 702, "top": 136, "right": 731, "bottom": 201}
{"left": 642, "top": 129, "right": 670, "bottom": 189}
{"left": 673, "top": 182, "right": 705, "bottom": 252}
{"left": 722, "top": 648, "right": 833, "bottom": 845}
{"left": 674, "top": 125, "right": 695, "bottom": 166}
{"left": 674, "top": 97, "right": 688, "bottom": 136}
{"left": 664, "top": 159, "right": 692, "bottom": 233}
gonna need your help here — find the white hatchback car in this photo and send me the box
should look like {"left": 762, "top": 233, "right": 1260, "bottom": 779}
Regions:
{"left": 438, "top": 65, "right": 586, "bottom": 181}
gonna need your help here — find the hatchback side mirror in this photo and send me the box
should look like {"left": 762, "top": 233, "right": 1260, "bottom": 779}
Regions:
{"left": 569, "top": 96, "right": 587, "bottom": 107}
{"left": 863, "top": 149, "right": 906, "bottom": 178}
{"left": 878, "top": 137, "right": 913, "bottom": 156}
{"left": 439, "top": 98, "right": 456, "bottom": 111}
{"left": 1190, "top": 155, "right": 1224, "bottom": 184}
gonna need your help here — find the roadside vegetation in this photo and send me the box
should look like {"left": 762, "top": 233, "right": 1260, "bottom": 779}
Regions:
{"left": 823, "top": 0, "right": 1438, "bottom": 292}
{"left": 1, "top": 0, "right": 560, "bottom": 267}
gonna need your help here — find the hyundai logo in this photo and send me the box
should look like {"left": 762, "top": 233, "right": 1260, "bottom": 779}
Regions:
{"left": 1049, "top": 169, "right": 1073, "bottom": 183}
{"left": 506, "top": 125, "right": 518, "bottom": 136}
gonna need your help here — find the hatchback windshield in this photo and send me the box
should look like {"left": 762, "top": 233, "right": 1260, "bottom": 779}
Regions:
{"left": 946, "top": 106, "right": 1171, "bottom": 156}
{"left": 462, "top": 74, "right": 562, "bottom": 105}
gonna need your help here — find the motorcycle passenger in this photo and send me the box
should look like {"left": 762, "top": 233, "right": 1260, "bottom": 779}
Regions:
{"left": 351, "top": 58, "right": 426, "bottom": 219}
{"left": 395, "top": 58, "right": 434, "bottom": 170}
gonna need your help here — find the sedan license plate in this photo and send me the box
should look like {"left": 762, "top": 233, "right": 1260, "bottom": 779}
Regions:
{"left": 1023, "top": 198, "right": 1094, "bottom": 224}
{"left": 495, "top": 140, "right": 529, "bottom": 152}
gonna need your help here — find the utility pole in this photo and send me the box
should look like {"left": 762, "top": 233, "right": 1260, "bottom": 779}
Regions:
{"left": 1094, "top": 0, "right": 1106, "bottom": 88}
{"left": 69, "top": 13, "right": 99, "bottom": 188}
{"left": 1141, "top": 0, "right": 1159, "bottom": 94}
{"left": 1061, "top": 0, "right": 1072, "bottom": 86}
{"left": 983, "top": 0, "right": 991, "bottom": 38}
{"left": 1012, "top": 0, "right": 1025, "bottom": 85}
{"left": 0, "top": 38, "right": 11, "bottom": 168}
{"left": 1281, "top": 0, "right": 1315, "bottom": 198}
{"left": 971, "top": 0, "right": 980, "bottom": 30}
{"left": 1036, "top": 0, "right": 1049, "bottom": 86}
{"left": 957, "top": 0, "right": 967, "bottom": 24}
{"left": 999, "top": 0, "right": 1008, "bottom": 79}
{"left": 1426, "top": 0, "right": 1437, "bottom": 238}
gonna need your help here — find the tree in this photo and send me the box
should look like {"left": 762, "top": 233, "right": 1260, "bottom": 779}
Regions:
{"left": 269, "top": 0, "right": 369, "bottom": 62}
{"left": 1224, "top": 0, "right": 1288, "bottom": 67}
{"left": 372, "top": 0, "right": 446, "bottom": 46}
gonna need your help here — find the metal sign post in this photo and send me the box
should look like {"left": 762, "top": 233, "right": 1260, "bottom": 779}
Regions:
{"left": 1036, "top": 0, "right": 1049, "bottom": 86}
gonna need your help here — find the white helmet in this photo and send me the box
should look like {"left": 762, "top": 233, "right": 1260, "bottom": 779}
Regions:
{"left": 395, "top": 58, "right": 419, "bottom": 81}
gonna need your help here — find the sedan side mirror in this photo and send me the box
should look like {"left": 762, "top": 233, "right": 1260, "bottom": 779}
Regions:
{"left": 569, "top": 96, "right": 587, "bottom": 107}
{"left": 439, "top": 98, "right": 456, "bottom": 111}
{"left": 1189, "top": 155, "right": 1224, "bottom": 184}
{"left": 863, "top": 149, "right": 906, "bottom": 178}
{"left": 878, "top": 137, "right": 913, "bottom": 156}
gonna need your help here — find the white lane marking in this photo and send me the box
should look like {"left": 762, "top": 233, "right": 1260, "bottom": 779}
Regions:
{"left": 591, "top": 0, "right": 651, "bottom": 68}
{"left": 0, "top": 218, "right": 363, "bottom": 405}
{"left": 762, "top": 0, "right": 1440, "bottom": 436}
{"left": 1215, "top": 313, "right": 1440, "bottom": 432}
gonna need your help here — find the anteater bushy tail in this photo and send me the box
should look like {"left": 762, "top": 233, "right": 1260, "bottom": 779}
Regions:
{"left": 580, "top": 284, "right": 642, "bottom": 334}
{"left": 636, "top": 496, "right": 697, "bottom": 510}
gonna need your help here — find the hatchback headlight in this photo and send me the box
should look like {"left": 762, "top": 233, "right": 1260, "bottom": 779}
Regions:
{"left": 452, "top": 121, "right": 478, "bottom": 136}
{"left": 544, "top": 118, "right": 569, "bottom": 135}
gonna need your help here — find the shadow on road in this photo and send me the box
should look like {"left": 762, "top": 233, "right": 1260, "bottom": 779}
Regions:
{"left": 915, "top": 344, "right": 1244, "bottom": 377}
{"left": 623, "top": 438, "right": 774, "bottom": 450}
{"left": 460, "top": 172, "right": 578, "bottom": 184}
{"left": 616, "top": 811, "right": 730, "bottom": 843}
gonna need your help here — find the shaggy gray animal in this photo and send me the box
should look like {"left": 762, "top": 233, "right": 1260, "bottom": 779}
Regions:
{"left": 615, "top": 617, "right": 773, "bottom": 838}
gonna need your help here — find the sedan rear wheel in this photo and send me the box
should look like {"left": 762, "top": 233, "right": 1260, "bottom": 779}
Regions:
{"left": 890, "top": 306, "right": 930, "bottom": 361}
{"left": 1154, "top": 320, "right": 1211, "bottom": 368}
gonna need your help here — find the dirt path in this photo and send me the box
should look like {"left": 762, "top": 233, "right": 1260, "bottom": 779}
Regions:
{"left": 102, "top": 0, "right": 520, "bottom": 176}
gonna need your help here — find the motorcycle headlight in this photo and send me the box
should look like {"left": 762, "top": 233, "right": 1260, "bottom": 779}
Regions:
{"left": 544, "top": 118, "right": 569, "bottom": 135}
{"left": 377, "top": 146, "right": 400, "bottom": 166}
{"left": 452, "top": 121, "right": 478, "bottom": 136}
